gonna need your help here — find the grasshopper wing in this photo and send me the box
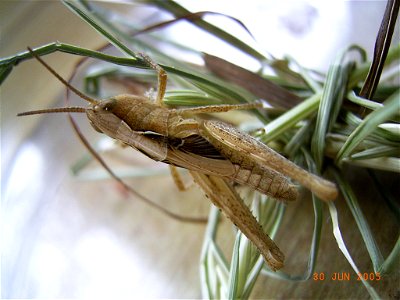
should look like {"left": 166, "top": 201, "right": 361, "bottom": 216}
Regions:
{"left": 164, "top": 134, "right": 236, "bottom": 176}
{"left": 164, "top": 133, "right": 298, "bottom": 202}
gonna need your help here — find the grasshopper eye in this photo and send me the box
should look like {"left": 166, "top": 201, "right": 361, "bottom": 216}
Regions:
{"left": 103, "top": 98, "right": 117, "bottom": 112}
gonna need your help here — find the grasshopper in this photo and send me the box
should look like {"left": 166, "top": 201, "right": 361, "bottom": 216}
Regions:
{"left": 18, "top": 48, "right": 338, "bottom": 271}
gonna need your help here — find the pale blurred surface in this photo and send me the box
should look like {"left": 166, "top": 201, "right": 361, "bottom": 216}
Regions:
{"left": 1, "top": 1, "right": 399, "bottom": 299}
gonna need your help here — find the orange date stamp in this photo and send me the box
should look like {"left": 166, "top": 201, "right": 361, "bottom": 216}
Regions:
{"left": 313, "top": 272, "right": 381, "bottom": 281}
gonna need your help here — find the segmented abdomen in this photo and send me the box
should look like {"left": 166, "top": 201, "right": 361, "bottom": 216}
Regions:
{"left": 232, "top": 164, "right": 298, "bottom": 202}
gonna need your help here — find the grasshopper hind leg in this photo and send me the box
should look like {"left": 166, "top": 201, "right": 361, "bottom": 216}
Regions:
{"left": 190, "top": 171, "right": 285, "bottom": 270}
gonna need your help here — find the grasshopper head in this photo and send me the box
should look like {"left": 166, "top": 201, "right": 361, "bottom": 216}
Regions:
{"left": 86, "top": 97, "right": 120, "bottom": 136}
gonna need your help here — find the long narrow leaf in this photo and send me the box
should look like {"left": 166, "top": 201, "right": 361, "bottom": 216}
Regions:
{"left": 350, "top": 145, "right": 399, "bottom": 160}
{"left": 153, "top": 1, "right": 267, "bottom": 62}
{"left": 62, "top": 0, "right": 137, "bottom": 58}
{"left": 311, "top": 46, "right": 364, "bottom": 170}
{"left": 227, "top": 231, "right": 241, "bottom": 299}
{"left": 379, "top": 235, "right": 400, "bottom": 274}
{"left": 262, "top": 92, "right": 322, "bottom": 143}
{"left": 332, "top": 169, "right": 384, "bottom": 271}
{"left": 327, "top": 202, "right": 380, "bottom": 300}
{"left": 336, "top": 90, "right": 400, "bottom": 164}
{"left": 200, "top": 206, "right": 220, "bottom": 299}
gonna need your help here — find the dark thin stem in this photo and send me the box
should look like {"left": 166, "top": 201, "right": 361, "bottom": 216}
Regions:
{"left": 359, "top": 0, "right": 400, "bottom": 99}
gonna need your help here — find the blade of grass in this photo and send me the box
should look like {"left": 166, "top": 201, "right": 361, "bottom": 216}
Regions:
{"left": 302, "top": 150, "right": 324, "bottom": 276}
{"left": 348, "top": 43, "right": 400, "bottom": 88}
{"left": 342, "top": 112, "right": 399, "bottom": 144}
{"left": 164, "top": 90, "right": 223, "bottom": 106}
{"left": 208, "top": 240, "right": 230, "bottom": 278}
{"left": 284, "top": 55, "right": 322, "bottom": 93}
{"left": 227, "top": 231, "right": 241, "bottom": 299}
{"left": 368, "top": 170, "right": 400, "bottom": 224}
{"left": 262, "top": 91, "right": 322, "bottom": 143}
{"left": 347, "top": 91, "right": 384, "bottom": 111}
{"left": 0, "top": 42, "right": 151, "bottom": 85}
{"left": 261, "top": 152, "right": 323, "bottom": 282}
{"left": 200, "top": 205, "right": 220, "bottom": 299}
{"left": 336, "top": 90, "right": 400, "bottom": 164}
{"left": 331, "top": 168, "right": 384, "bottom": 271}
{"left": 66, "top": 0, "right": 253, "bottom": 104}
{"left": 62, "top": 0, "right": 138, "bottom": 58}
{"left": 242, "top": 201, "right": 285, "bottom": 298}
{"left": 284, "top": 120, "right": 313, "bottom": 157}
{"left": 312, "top": 46, "right": 364, "bottom": 170}
{"left": 232, "top": 197, "right": 283, "bottom": 298}
{"left": 65, "top": 0, "right": 265, "bottom": 109}
{"left": 326, "top": 136, "right": 400, "bottom": 172}
{"left": 344, "top": 157, "right": 400, "bottom": 172}
{"left": 350, "top": 145, "right": 399, "bottom": 160}
{"left": 379, "top": 235, "right": 400, "bottom": 274}
{"left": 204, "top": 53, "right": 303, "bottom": 109}
{"left": 327, "top": 201, "right": 380, "bottom": 300}
{"left": 153, "top": 0, "right": 267, "bottom": 62}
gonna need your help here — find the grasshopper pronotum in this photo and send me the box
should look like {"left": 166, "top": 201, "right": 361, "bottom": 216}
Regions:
{"left": 18, "top": 48, "right": 338, "bottom": 271}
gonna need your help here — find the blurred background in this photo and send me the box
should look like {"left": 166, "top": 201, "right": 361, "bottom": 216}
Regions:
{"left": 1, "top": 1, "right": 398, "bottom": 298}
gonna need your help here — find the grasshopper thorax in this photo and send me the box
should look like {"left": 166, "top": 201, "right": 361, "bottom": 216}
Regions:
{"left": 86, "top": 94, "right": 170, "bottom": 137}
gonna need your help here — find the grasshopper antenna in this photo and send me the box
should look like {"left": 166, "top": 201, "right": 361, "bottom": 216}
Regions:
{"left": 26, "top": 47, "right": 98, "bottom": 105}
{"left": 17, "top": 107, "right": 86, "bottom": 116}
{"left": 17, "top": 47, "right": 99, "bottom": 117}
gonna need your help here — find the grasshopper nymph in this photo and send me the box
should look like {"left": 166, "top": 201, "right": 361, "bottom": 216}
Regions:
{"left": 18, "top": 48, "right": 338, "bottom": 270}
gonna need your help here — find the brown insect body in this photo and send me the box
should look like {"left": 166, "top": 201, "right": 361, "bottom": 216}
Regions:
{"left": 85, "top": 95, "right": 290, "bottom": 270}
{"left": 19, "top": 48, "right": 339, "bottom": 271}
{"left": 86, "top": 94, "right": 298, "bottom": 202}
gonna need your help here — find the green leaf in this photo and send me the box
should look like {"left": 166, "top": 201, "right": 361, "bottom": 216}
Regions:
{"left": 336, "top": 90, "right": 400, "bottom": 164}
{"left": 331, "top": 169, "right": 384, "bottom": 272}
{"left": 262, "top": 92, "right": 322, "bottom": 143}
{"left": 379, "top": 236, "right": 400, "bottom": 274}
{"left": 327, "top": 201, "right": 380, "bottom": 300}
{"left": 311, "top": 46, "right": 364, "bottom": 170}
